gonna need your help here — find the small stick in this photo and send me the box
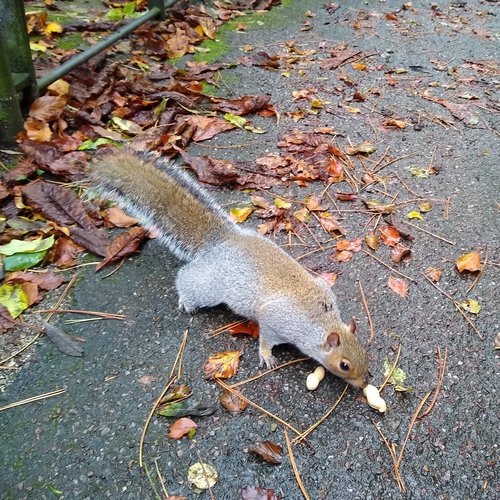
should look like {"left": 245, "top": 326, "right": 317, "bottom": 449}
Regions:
{"left": 216, "top": 380, "right": 303, "bottom": 436}
{"left": 371, "top": 420, "right": 405, "bottom": 491}
{"left": 395, "top": 391, "right": 432, "bottom": 475}
{"left": 102, "top": 257, "right": 126, "bottom": 278}
{"left": 0, "top": 387, "right": 67, "bottom": 412}
{"left": 379, "top": 344, "right": 402, "bottom": 393}
{"left": 400, "top": 219, "right": 455, "bottom": 245}
{"left": 394, "top": 172, "right": 423, "bottom": 198}
{"left": 139, "top": 330, "right": 188, "bottom": 468}
{"left": 34, "top": 309, "right": 126, "bottom": 319}
{"left": 230, "top": 358, "right": 308, "bottom": 389}
{"left": 467, "top": 248, "right": 489, "bottom": 293}
{"left": 285, "top": 430, "right": 311, "bottom": 500}
{"left": 361, "top": 250, "right": 417, "bottom": 283}
{"left": 196, "top": 451, "right": 216, "bottom": 500}
{"left": 444, "top": 196, "right": 451, "bottom": 219}
{"left": 293, "top": 384, "right": 349, "bottom": 444}
{"left": 419, "top": 347, "right": 448, "bottom": 419}
{"left": 421, "top": 273, "right": 483, "bottom": 339}
{"left": 154, "top": 458, "right": 170, "bottom": 499}
{"left": 207, "top": 320, "right": 247, "bottom": 339}
{"left": 373, "top": 155, "right": 411, "bottom": 174}
{"left": 296, "top": 244, "right": 337, "bottom": 261}
{"left": 47, "top": 272, "right": 80, "bottom": 322}
{"left": 359, "top": 282, "right": 375, "bottom": 345}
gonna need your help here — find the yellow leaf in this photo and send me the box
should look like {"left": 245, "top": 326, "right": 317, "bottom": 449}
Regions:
{"left": 351, "top": 62, "right": 367, "bottom": 70}
{"left": 456, "top": 251, "right": 481, "bottom": 273}
{"left": 229, "top": 207, "right": 254, "bottom": 223}
{"left": 44, "top": 21, "right": 63, "bottom": 36}
{"left": 204, "top": 351, "right": 241, "bottom": 379}
{"left": 29, "top": 41, "right": 48, "bottom": 53}
{"left": 406, "top": 211, "right": 423, "bottom": 220}
{"left": 47, "top": 79, "right": 70, "bottom": 96}
{"left": 459, "top": 299, "right": 481, "bottom": 314}
{"left": 274, "top": 198, "right": 292, "bottom": 209}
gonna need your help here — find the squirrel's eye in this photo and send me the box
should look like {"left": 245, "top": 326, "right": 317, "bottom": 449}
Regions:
{"left": 340, "top": 361, "right": 350, "bottom": 372}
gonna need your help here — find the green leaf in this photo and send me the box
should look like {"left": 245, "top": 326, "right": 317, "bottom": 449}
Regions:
{"left": 106, "top": 8, "right": 124, "bottom": 21}
{"left": 123, "top": 2, "right": 136, "bottom": 16}
{"left": 0, "top": 235, "right": 54, "bottom": 256}
{"left": 406, "top": 211, "right": 423, "bottom": 220}
{"left": 3, "top": 250, "right": 48, "bottom": 271}
{"left": 409, "top": 166, "right": 429, "bottom": 178}
{"left": 223, "top": 113, "right": 247, "bottom": 128}
{"left": 77, "top": 138, "right": 115, "bottom": 150}
{"left": 383, "top": 359, "right": 412, "bottom": 392}
{"left": 187, "top": 427, "right": 197, "bottom": 439}
{"left": 0, "top": 283, "right": 29, "bottom": 318}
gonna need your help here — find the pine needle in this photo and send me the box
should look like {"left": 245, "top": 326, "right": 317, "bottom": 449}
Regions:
{"left": 379, "top": 343, "right": 402, "bottom": 393}
{"left": 362, "top": 250, "right": 416, "bottom": 282}
{"left": 359, "top": 281, "right": 375, "bottom": 344}
{"left": 285, "top": 430, "right": 311, "bottom": 500}
{"left": 0, "top": 387, "right": 67, "bottom": 412}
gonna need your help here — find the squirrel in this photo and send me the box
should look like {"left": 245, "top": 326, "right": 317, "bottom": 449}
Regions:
{"left": 91, "top": 151, "right": 370, "bottom": 389}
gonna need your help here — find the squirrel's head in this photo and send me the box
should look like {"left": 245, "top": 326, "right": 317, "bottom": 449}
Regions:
{"left": 320, "top": 318, "right": 370, "bottom": 389}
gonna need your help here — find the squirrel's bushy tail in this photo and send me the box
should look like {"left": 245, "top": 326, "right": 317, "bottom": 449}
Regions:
{"left": 91, "top": 152, "right": 236, "bottom": 261}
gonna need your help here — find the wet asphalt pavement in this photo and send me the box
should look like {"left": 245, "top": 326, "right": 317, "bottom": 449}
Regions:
{"left": 1, "top": 0, "right": 499, "bottom": 498}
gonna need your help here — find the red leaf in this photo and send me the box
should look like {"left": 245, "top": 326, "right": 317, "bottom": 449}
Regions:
{"left": 388, "top": 276, "right": 408, "bottom": 297}
{"left": 249, "top": 441, "right": 283, "bottom": 464}
{"left": 168, "top": 417, "right": 197, "bottom": 439}
{"left": 390, "top": 244, "right": 412, "bottom": 263}
{"left": 229, "top": 320, "right": 259, "bottom": 338}
{"left": 95, "top": 227, "right": 148, "bottom": 270}
{"left": 380, "top": 225, "right": 400, "bottom": 247}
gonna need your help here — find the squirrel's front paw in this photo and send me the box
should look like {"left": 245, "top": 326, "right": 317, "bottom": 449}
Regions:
{"left": 178, "top": 296, "right": 196, "bottom": 314}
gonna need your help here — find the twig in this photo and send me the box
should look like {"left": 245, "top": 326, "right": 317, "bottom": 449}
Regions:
{"left": 421, "top": 273, "right": 483, "bottom": 339}
{"left": 444, "top": 197, "right": 451, "bottom": 219}
{"left": 196, "top": 452, "right": 216, "bottom": 500}
{"left": 216, "top": 379, "right": 303, "bottom": 436}
{"left": 379, "top": 344, "right": 401, "bottom": 393}
{"left": 285, "top": 430, "right": 311, "bottom": 500}
{"left": 467, "top": 248, "right": 489, "bottom": 293}
{"left": 293, "top": 384, "right": 349, "bottom": 444}
{"left": 207, "top": 320, "right": 247, "bottom": 339}
{"left": 419, "top": 347, "right": 447, "bottom": 419}
{"left": 394, "top": 172, "right": 423, "bottom": 198}
{"left": 373, "top": 155, "right": 410, "bottom": 174}
{"left": 362, "top": 250, "right": 417, "bottom": 283}
{"left": 139, "top": 330, "right": 189, "bottom": 468}
{"left": 359, "top": 282, "right": 374, "bottom": 345}
{"left": 102, "top": 257, "right": 126, "bottom": 278}
{"left": 395, "top": 391, "right": 432, "bottom": 474}
{"left": 143, "top": 463, "right": 162, "bottom": 500}
{"left": 0, "top": 387, "right": 67, "bottom": 412}
{"left": 34, "top": 309, "right": 126, "bottom": 319}
{"left": 400, "top": 219, "right": 455, "bottom": 245}
{"left": 154, "top": 458, "right": 170, "bottom": 499}
{"left": 230, "top": 358, "right": 308, "bottom": 389}
{"left": 371, "top": 420, "right": 405, "bottom": 491}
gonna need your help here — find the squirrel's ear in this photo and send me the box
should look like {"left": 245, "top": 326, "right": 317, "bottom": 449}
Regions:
{"left": 349, "top": 317, "right": 357, "bottom": 335}
{"left": 324, "top": 332, "right": 340, "bottom": 353}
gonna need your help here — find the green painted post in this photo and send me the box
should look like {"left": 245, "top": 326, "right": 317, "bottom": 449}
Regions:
{"left": 0, "top": 33, "right": 24, "bottom": 145}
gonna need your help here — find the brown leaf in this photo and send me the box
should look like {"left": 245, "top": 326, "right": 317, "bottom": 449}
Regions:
{"left": 24, "top": 118, "right": 52, "bottom": 142}
{"left": 105, "top": 207, "right": 139, "bottom": 228}
{"left": 204, "top": 350, "right": 241, "bottom": 380}
{"left": 50, "top": 236, "right": 82, "bottom": 267}
{"left": 220, "top": 389, "right": 248, "bottom": 414}
{"left": 0, "top": 305, "right": 16, "bottom": 334}
{"left": 380, "top": 225, "right": 400, "bottom": 247}
{"left": 45, "top": 151, "right": 88, "bottom": 180}
{"left": 183, "top": 115, "right": 236, "bottom": 142}
{"left": 95, "top": 227, "right": 148, "bottom": 270}
{"left": 318, "top": 213, "right": 346, "bottom": 234}
{"left": 390, "top": 244, "right": 412, "bottom": 263}
{"left": 6, "top": 271, "right": 65, "bottom": 291}
{"left": 28, "top": 95, "right": 67, "bottom": 122}
{"left": 212, "top": 95, "right": 271, "bottom": 115}
{"left": 388, "top": 276, "right": 408, "bottom": 298}
{"left": 365, "top": 233, "right": 379, "bottom": 250}
{"left": 305, "top": 195, "right": 326, "bottom": 212}
{"left": 425, "top": 267, "right": 442, "bottom": 282}
{"left": 456, "top": 251, "right": 481, "bottom": 273}
{"left": 229, "top": 320, "right": 259, "bottom": 338}
{"left": 320, "top": 43, "right": 361, "bottom": 70}
{"left": 249, "top": 441, "right": 283, "bottom": 464}
{"left": 168, "top": 417, "right": 197, "bottom": 439}
{"left": 237, "top": 51, "right": 280, "bottom": 69}
{"left": 18, "top": 141, "right": 63, "bottom": 169}
{"left": 335, "top": 250, "right": 353, "bottom": 263}
{"left": 241, "top": 486, "right": 280, "bottom": 500}
{"left": 336, "top": 237, "right": 362, "bottom": 252}
{"left": 335, "top": 191, "right": 357, "bottom": 201}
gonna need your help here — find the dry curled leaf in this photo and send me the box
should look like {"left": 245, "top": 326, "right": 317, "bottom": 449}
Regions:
{"left": 229, "top": 320, "right": 259, "bottom": 338}
{"left": 456, "top": 251, "right": 481, "bottom": 273}
{"left": 365, "top": 233, "right": 379, "bottom": 250}
{"left": 220, "top": 389, "right": 248, "bottom": 414}
{"left": 105, "top": 207, "right": 139, "bottom": 228}
{"left": 390, "top": 244, "right": 412, "bottom": 263}
{"left": 204, "top": 350, "right": 241, "bottom": 379}
{"left": 380, "top": 225, "right": 401, "bottom": 247}
{"left": 388, "top": 276, "right": 408, "bottom": 297}
{"left": 249, "top": 441, "right": 283, "bottom": 464}
{"left": 425, "top": 267, "right": 442, "bottom": 282}
{"left": 96, "top": 227, "right": 148, "bottom": 270}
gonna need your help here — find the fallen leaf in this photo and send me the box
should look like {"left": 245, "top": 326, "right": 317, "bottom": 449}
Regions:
{"left": 383, "top": 359, "right": 412, "bottom": 392}
{"left": 220, "top": 389, "right": 248, "bottom": 414}
{"left": 419, "top": 202, "right": 432, "bottom": 212}
{"left": 364, "top": 200, "right": 395, "bottom": 214}
{"left": 335, "top": 191, "right": 357, "bottom": 201}
{"left": 387, "top": 276, "right": 408, "bottom": 297}
{"left": 425, "top": 267, "right": 442, "bottom": 282}
{"left": 158, "top": 401, "right": 216, "bottom": 418}
{"left": 43, "top": 322, "right": 83, "bottom": 357}
{"left": 459, "top": 299, "right": 481, "bottom": 314}
{"left": 274, "top": 198, "right": 292, "bottom": 209}
{"left": 384, "top": 118, "right": 409, "bottom": 129}
{"left": 229, "top": 207, "right": 254, "bottom": 223}
{"left": 249, "top": 441, "right": 283, "bottom": 464}
{"left": 380, "top": 225, "right": 400, "bottom": 247}
{"left": 96, "top": 227, "right": 148, "bottom": 270}
{"left": 365, "top": 233, "right": 379, "bottom": 250}
{"left": 335, "top": 250, "right": 352, "bottom": 263}
{"left": 241, "top": 486, "right": 280, "bottom": 500}
{"left": 50, "top": 236, "right": 82, "bottom": 267}
{"left": 204, "top": 350, "right": 241, "bottom": 379}
{"left": 105, "top": 207, "right": 139, "bottom": 227}
{"left": 391, "top": 244, "right": 412, "bottom": 263}
{"left": 456, "top": 251, "right": 481, "bottom": 272}
{"left": 168, "top": 417, "right": 197, "bottom": 439}
{"left": 229, "top": 320, "right": 259, "bottom": 338}
{"left": 406, "top": 211, "right": 423, "bottom": 220}
{"left": 187, "top": 463, "right": 218, "bottom": 490}
{"left": 336, "top": 237, "right": 362, "bottom": 252}
{"left": 28, "top": 95, "right": 67, "bottom": 122}
{"left": 319, "top": 213, "right": 346, "bottom": 234}
{"left": 0, "top": 283, "right": 29, "bottom": 318}
{"left": 305, "top": 195, "right": 326, "bottom": 211}
{"left": 345, "top": 141, "right": 376, "bottom": 155}
{"left": 0, "top": 305, "right": 16, "bottom": 334}
{"left": 212, "top": 95, "right": 271, "bottom": 115}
